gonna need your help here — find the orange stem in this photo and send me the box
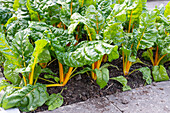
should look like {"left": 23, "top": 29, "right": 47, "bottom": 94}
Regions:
{"left": 131, "top": 23, "right": 135, "bottom": 33}
{"left": 70, "top": 1, "right": 73, "bottom": 16}
{"left": 103, "top": 54, "right": 108, "bottom": 62}
{"left": 76, "top": 26, "right": 80, "bottom": 41}
{"left": 38, "top": 13, "right": 41, "bottom": 22}
{"left": 154, "top": 46, "right": 159, "bottom": 65}
{"left": 58, "top": 61, "right": 64, "bottom": 83}
{"left": 156, "top": 53, "right": 168, "bottom": 66}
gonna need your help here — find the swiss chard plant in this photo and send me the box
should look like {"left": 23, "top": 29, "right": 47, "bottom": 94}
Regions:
{"left": 0, "top": 0, "right": 169, "bottom": 112}
{"left": 142, "top": 3, "right": 170, "bottom": 82}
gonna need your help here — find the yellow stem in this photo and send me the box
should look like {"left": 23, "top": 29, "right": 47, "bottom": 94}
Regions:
{"left": 29, "top": 54, "right": 38, "bottom": 85}
{"left": 91, "top": 63, "right": 95, "bottom": 79}
{"left": 47, "top": 58, "right": 57, "bottom": 66}
{"left": 63, "top": 67, "right": 73, "bottom": 85}
{"left": 86, "top": 25, "right": 92, "bottom": 41}
{"left": 81, "top": 0, "right": 84, "bottom": 7}
{"left": 137, "top": 27, "right": 147, "bottom": 50}
{"left": 148, "top": 49, "right": 154, "bottom": 66}
{"left": 46, "top": 84, "right": 64, "bottom": 87}
{"left": 23, "top": 76, "right": 27, "bottom": 86}
{"left": 128, "top": 10, "right": 133, "bottom": 33}
{"left": 38, "top": 77, "right": 55, "bottom": 83}
{"left": 13, "top": 87, "right": 22, "bottom": 89}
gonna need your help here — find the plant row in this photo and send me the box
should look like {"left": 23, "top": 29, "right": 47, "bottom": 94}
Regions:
{"left": 0, "top": 0, "right": 169, "bottom": 112}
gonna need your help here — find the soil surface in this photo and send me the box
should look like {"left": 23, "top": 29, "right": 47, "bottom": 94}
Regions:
{"left": 0, "top": 50, "right": 169, "bottom": 113}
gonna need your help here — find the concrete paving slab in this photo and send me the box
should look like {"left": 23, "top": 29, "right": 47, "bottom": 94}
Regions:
{"left": 40, "top": 97, "right": 121, "bottom": 113}
{"left": 106, "top": 81, "right": 170, "bottom": 113}
{"left": 0, "top": 108, "right": 20, "bottom": 113}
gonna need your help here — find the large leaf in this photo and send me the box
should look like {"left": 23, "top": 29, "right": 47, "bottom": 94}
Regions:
{"left": 4, "top": 60, "right": 21, "bottom": 85}
{"left": 137, "top": 10, "right": 158, "bottom": 49}
{"left": 85, "top": 5, "right": 105, "bottom": 34}
{"left": 126, "top": 0, "right": 145, "bottom": 24}
{"left": 53, "top": 40, "right": 119, "bottom": 67}
{"left": 152, "top": 65, "right": 169, "bottom": 82}
{"left": 106, "top": 2, "right": 127, "bottom": 24}
{"left": 12, "top": 30, "right": 34, "bottom": 65}
{"left": 1, "top": 83, "right": 49, "bottom": 112}
{"left": 46, "top": 93, "right": 63, "bottom": 111}
{"left": 6, "top": 20, "right": 29, "bottom": 42}
{"left": 97, "top": 0, "right": 112, "bottom": 18}
{"left": 0, "top": 2, "right": 13, "bottom": 25}
{"left": 104, "top": 22, "right": 124, "bottom": 45}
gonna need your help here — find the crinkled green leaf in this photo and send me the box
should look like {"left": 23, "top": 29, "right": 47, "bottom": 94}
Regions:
{"left": 85, "top": 5, "right": 105, "bottom": 34}
{"left": 104, "top": 22, "right": 124, "bottom": 45}
{"left": 152, "top": 65, "right": 169, "bottom": 82}
{"left": 137, "top": 10, "right": 158, "bottom": 49}
{"left": 106, "top": 2, "right": 127, "bottom": 24}
{"left": 68, "top": 13, "right": 91, "bottom": 34}
{"left": 53, "top": 41, "right": 119, "bottom": 67}
{"left": 1, "top": 83, "right": 49, "bottom": 112}
{"left": 46, "top": 93, "right": 63, "bottom": 111}
{"left": 4, "top": 60, "right": 21, "bottom": 85}
{"left": 98, "top": 0, "right": 112, "bottom": 18}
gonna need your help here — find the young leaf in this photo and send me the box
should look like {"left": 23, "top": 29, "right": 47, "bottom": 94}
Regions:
{"left": 46, "top": 93, "right": 63, "bottom": 111}
{"left": 152, "top": 65, "right": 169, "bottom": 82}
{"left": 110, "top": 76, "right": 131, "bottom": 91}
{"left": 95, "top": 68, "right": 109, "bottom": 89}
{"left": 138, "top": 67, "right": 152, "bottom": 84}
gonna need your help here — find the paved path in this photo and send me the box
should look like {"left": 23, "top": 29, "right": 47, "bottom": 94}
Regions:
{"left": 40, "top": 81, "right": 170, "bottom": 113}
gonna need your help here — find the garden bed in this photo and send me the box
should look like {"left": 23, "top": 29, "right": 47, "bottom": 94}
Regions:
{"left": 29, "top": 51, "right": 170, "bottom": 112}
{"left": 1, "top": 50, "right": 167, "bottom": 113}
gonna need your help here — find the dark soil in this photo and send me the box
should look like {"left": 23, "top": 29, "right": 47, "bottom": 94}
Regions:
{"left": 0, "top": 50, "right": 169, "bottom": 113}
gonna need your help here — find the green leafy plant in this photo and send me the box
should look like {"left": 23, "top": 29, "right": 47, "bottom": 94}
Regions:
{"left": 0, "top": 0, "right": 169, "bottom": 112}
